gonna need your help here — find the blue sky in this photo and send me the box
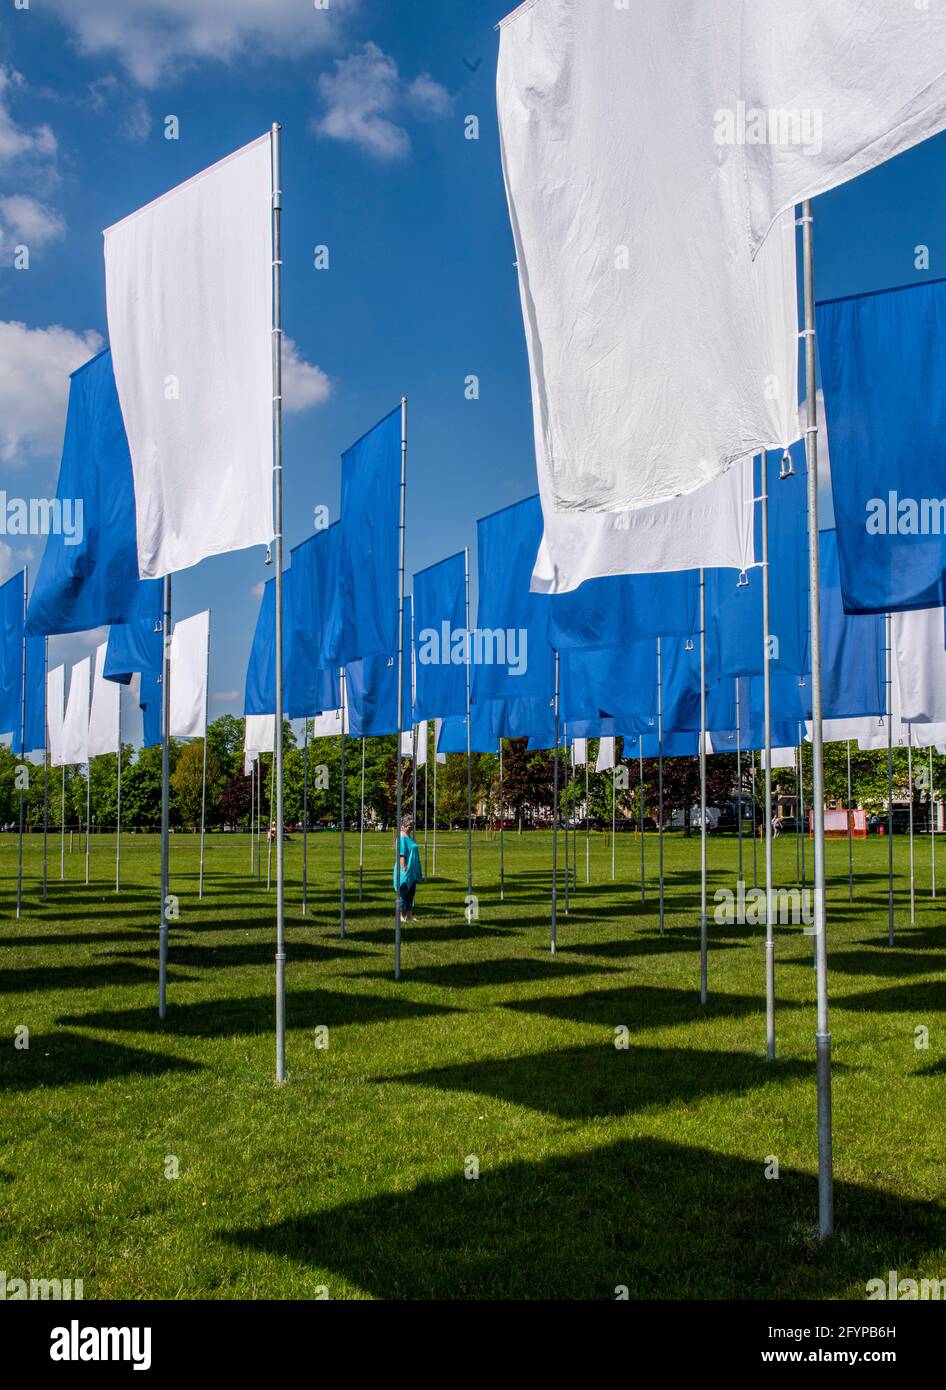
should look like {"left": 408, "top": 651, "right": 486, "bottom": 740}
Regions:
{"left": 2, "top": 0, "right": 946, "bottom": 743}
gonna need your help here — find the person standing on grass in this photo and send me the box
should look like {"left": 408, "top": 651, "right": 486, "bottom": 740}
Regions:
{"left": 393, "top": 815, "right": 423, "bottom": 922}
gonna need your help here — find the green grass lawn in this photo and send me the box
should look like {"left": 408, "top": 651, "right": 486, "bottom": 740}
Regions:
{"left": 1, "top": 824, "right": 944, "bottom": 1300}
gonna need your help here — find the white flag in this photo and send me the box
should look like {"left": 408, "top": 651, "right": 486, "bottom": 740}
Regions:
{"left": 88, "top": 642, "right": 120, "bottom": 757}
{"left": 498, "top": 0, "right": 946, "bottom": 518}
{"left": 435, "top": 717, "right": 446, "bottom": 765}
{"left": 61, "top": 657, "right": 91, "bottom": 766}
{"left": 571, "top": 738, "right": 588, "bottom": 767}
{"left": 312, "top": 707, "right": 347, "bottom": 738}
{"left": 762, "top": 747, "right": 797, "bottom": 771}
{"left": 595, "top": 736, "right": 615, "bottom": 773}
{"left": 531, "top": 459, "right": 754, "bottom": 593}
{"left": 104, "top": 134, "right": 274, "bottom": 578}
{"left": 47, "top": 664, "right": 65, "bottom": 768}
{"left": 170, "top": 610, "right": 209, "bottom": 738}
{"left": 244, "top": 713, "right": 276, "bottom": 761}
{"left": 416, "top": 720, "right": 428, "bottom": 768}
{"left": 893, "top": 607, "right": 946, "bottom": 725}
{"left": 400, "top": 727, "right": 414, "bottom": 758}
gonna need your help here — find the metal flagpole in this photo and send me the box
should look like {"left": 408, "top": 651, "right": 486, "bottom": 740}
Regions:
{"left": 423, "top": 741, "right": 428, "bottom": 879}
{"left": 250, "top": 758, "right": 255, "bottom": 876}
{"left": 611, "top": 760, "right": 616, "bottom": 882}
{"left": 799, "top": 727, "right": 807, "bottom": 889}
{"left": 585, "top": 759, "right": 590, "bottom": 884}
{"left": 639, "top": 741, "right": 645, "bottom": 901}
{"left": 499, "top": 738, "right": 505, "bottom": 902}
{"left": 735, "top": 679, "right": 743, "bottom": 886}
{"left": 563, "top": 725, "right": 570, "bottom": 915}
{"left": 551, "top": 653, "right": 560, "bottom": 954}
{"left": 158, "top": 572, "right": 172, "bottom": 1019}
{"left": 85, "top": 652, "right": 92, "bottom": 888}
{"left": 886, "top": 612, "right": 894, "bottom": 945}
{"left": 699, "top": 569, "right": 708, "bottom": 1004}
{"left": 42, "top": 637, "right": 48, "bottom": 901}
{"left": 847, "top": 739, "right": 854, "bottom": 902}
{"left": 464, "top": 545, "right": 473, "bottom": 913}
{"left": 302, "top": 720, "right": 309, "bottom": 914}
{"left": 359, "top": 734, "right": 366, "bottom": 901}
{"left": 930, "top": 746, "right": 936, "bottom": 899}
{"left": 751, "top": 750, "right": 758, "bottom": 888}
{"left": 394, "top": 397, "right": 408, "bottom": 981}
{"left": 256, "top": 750, "right": 262, "bottom": 881}
{"left": 115, "top": 684, "right": 122, "bottom": 892}
{"left": 16, "top": 567, "right": 27, "bottom": 919}
{"left": 85, "top": 756, "right": 91, "bottom": 885}
{"left": 657, "top": 638, "right": 665, "bottom": 937}
{"left": 271, "top": 122, "right": 287, "bottom": 1083}
{"left": 432, "top": 721, "right": 438, "bottom": 877}
{"left": 60, "top": 763, "right": 65, "bottom": 880}
{"left": 795, "top": 737, "right": 801, "bottom": 883}
{"left": 761, "top": 454, "right": 776, "bottom": 1058}
{"left": 907, "top": 724, "right": 915, "bottom": 925}
{"left": 267, "top": 757, "right": 274, "bottom": 890}
{"left": 802, "top": 197, "right": 833, "bottom": 1239}
{"left": 339, "top": 669, "right": 346, "bottom": 939}
{"left": 198, "top": 611, "right": 210, "bottom": 899}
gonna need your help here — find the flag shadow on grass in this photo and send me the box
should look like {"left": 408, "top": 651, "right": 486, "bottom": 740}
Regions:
{"left": 221, "top": 1134, "right": 946, "bottom": 1300}
{"left": 783, "top": 949, "right": 946, "bottom": 980}
{"left": 832, "top": 980, "right": 946, "bottom": 1014}
{"left": 503, "top": 983, "right": 797, "bottom": 1031}
{"left": 0, "top": 963, "right": 197, "bottom": 995}
{"left": 344, "top": 925, "right": 514, "bottom": 945}
{"left": 103, "top": 941, "right": 374, "bottom": 970}
{"left": 364, "top": 957, "right": 619, "bottom": 990}
{"left": 58, "top": 989, "right": 460, "bottom": 1039}
{"left": 0, "top": 1029, "right": 202, "bottom": 1093}
{"left": 556, "top": 935, "right": 744, "bottom": 961}
{"left": 374, "top": 1042, "right": 815, "bottom": 1121}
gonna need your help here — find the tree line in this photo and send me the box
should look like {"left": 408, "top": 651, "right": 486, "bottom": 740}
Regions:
{"left": 0, "top": 719, "right": 936, "bottom": 832}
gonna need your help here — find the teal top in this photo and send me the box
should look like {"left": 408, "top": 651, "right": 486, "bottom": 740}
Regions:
{"left": 393, "top": 834, "right": 422, "bottom": 888}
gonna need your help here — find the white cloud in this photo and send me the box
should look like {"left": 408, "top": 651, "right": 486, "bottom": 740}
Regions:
{"left": 0, "top": 67, "right": 57, "bottom": 167}
{"left": 88, "top": 76, "right": 153, "bottom": 142}
{"left": 407, "top": 73, "right": 453, "bottom": 120}
{"left": 0, "top": 321, "right": 104, "bottom": 466}
{"left": 0, "top": 195, "right": 66, "bottom": 255}
{"left": 314, "top": 42, "right": 452, "bottom": 159}
{"left": 283, "top": 335, "right": 332, "bottom": 413}
{"left": 45, "top": 0, "right": 357, "bottom": 90}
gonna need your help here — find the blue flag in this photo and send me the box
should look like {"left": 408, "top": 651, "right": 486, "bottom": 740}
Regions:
{"left": 549, "top": 569, "right": 699, "bottom": 651}
{"left": 104, "top": 580, "right": 163, "bottom": 685}
{"left": 11, "top": 635, "right": 45, "bottom": 755}
{"left": 288, "top": 526, "right": 341, "bottom": 718}
{"left": 472, "top": 497, "right": 555, "bottom": 704}
{"left": 413, "top": 552, "right": 466, "bottom": 721}
{"left": 324, "top": 407, "right": 401, "bottom": 665}
{"left": 0, "top": 570, "right": 24, "bottom": 738}
{"left": 345, "top": 598, "right": 413, "bottom": 738}
{"left": 26, "top": 349, "right": 143, "bottom": 638}
{"left": 817, "top": 278, "right": 946, "bottom": 614}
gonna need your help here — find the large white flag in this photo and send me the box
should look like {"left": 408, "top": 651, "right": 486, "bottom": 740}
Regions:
{"left": 47, "top": 664, "right": 65, "bottom": 768}
{"left": 88, "top": 642, "right": 120, "bottom": 757}
{"left": 596, "top": 737, "right": 616, "bottom": 773}
{"left": 104, "top": 134, "right": 274, "bottom": 579}
{"left": 498, "top": 0, "right": 946, "bottom": 521}
{"left": 170, "top": 610, "right": 210, "bottom": 738}
{"left": 61, "top": 657, "right": 90, "bottom": 766}
{"left": 531, "top": 459, "right": 754, "bottom": 593}
{"left": 892, "top": 607, "right": 946, "bottom": 726}
{"left": 312, "top": 707, "right": 348, "bottom": 738}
